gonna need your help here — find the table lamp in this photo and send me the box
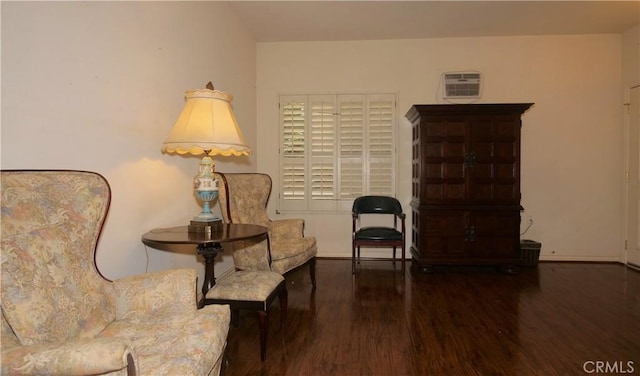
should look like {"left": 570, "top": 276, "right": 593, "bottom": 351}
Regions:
{"left": 162, "top": 82, "right": 251, "bottom": 233}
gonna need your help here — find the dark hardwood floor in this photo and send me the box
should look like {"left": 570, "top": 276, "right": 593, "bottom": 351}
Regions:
{"left": 223, "top": 259, "right": 640, "bottom": 376}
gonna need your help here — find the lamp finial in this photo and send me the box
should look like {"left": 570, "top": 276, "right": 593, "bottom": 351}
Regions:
{"left": 206, "top": 81, "right": 214, "bottom": 90}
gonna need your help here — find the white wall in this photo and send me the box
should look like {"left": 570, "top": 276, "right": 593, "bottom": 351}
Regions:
{"left": 621, "top": 24, "right": 640, "bottom": 263}
{"left": 622, "top": 24, "right": 640, "bottom": 90}
{"left": 257, "top": 34, "right": 625, "bottom": 262}
{"left": 1, "top": 2, "right": 257, "bottom": 280}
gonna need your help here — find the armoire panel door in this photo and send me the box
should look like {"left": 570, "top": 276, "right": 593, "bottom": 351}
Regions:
{"left": 422, "top": 210, "right": 467, "bottom": 258}
{"left": 470, "top": 210, "right": 521, "bottom": 260}
{"left": 423, "top": 119, "right": 467, "bottom": 204}
{"left": 468, "top": 116, "right": 521, "bottom": 205}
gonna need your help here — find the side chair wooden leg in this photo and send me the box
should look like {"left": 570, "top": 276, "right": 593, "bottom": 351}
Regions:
{"left": 351, "top": 245, "right": 356, "bottom": 274}
{"left": 279, "top": 288, "right": 288, "bottom": 328}
{"left": 257, "top": 310, "right": 268, "bottom": 362}
{"left": 393, "top": 246, "right": 397, "bottom": 267}
{"left": 231, "top": 308, "right": 240, "bottom": 327}
{"left": 309, "top": 257, "right": 317, "bottom": 288}
{"left": 352, "top": 244, "right": 356, "bottom": 274}
{"left": 220, "top": 348, "right": 230, "bottom": 376}
{"left": 402, "top": 246, "right": 406, "bottom": 275}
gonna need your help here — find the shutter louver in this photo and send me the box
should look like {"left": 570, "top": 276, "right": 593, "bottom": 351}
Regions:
{"left": 281, "top": 97, "right": 306, "bottom": 201}
{"left": 310, "top": 96, "right": 336, "bottom": 200}
{"left": 368, "top": 96, "right": 395, "bottom": 196}
{"left": 339, "top": 95, "right": 365, "bottom": 199}
{"left": 282, "top": 159, "right": 305, "bottom": 200}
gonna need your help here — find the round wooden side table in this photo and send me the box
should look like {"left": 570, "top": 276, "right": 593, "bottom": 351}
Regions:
{"left": 142, "top": 223, "right": 268, "bottom": 306}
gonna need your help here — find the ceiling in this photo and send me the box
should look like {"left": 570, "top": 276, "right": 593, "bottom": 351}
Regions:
{"left": 226, "top": 1, "right": 640, "bottom": 42}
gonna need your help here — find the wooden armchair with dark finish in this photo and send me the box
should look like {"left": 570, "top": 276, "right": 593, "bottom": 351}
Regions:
{"left": 352, "top": 195, "right": 406, "bottom": 275}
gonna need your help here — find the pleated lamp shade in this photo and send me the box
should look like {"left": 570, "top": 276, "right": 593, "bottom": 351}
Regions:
{"left": 162, "top": 89, "right": 251, "bottom": 157}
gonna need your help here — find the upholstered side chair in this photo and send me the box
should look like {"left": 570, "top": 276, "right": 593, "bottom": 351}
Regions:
{"left": 1, "top": 170, "right": 230, "bottom": 376}
{"left": 215, "top": 172, "right": 317, "bottom": 287}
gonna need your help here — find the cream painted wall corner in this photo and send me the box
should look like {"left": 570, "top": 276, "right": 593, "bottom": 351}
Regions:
{"left": 1, "top": 1, "right": 258, "bottom": 280}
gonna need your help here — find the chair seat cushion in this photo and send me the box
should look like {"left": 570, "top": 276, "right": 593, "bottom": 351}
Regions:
{"left": 270, "top": 237, "right": 317, "bottom": 261}
{"left": 99, "top": 304, "right": 230, "bottom": 375}
{"left": 355, "top": 227, "right": 402, "bottom": 241}
{"left": 206, "top": 271, "right": 284, "bottom": 302}
{"left": 269, "top": 237, "right": 317, "bottom": 275}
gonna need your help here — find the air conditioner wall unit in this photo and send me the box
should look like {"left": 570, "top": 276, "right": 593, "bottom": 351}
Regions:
{"left": 442, "top": 71, "right": 482, "bottom": 99}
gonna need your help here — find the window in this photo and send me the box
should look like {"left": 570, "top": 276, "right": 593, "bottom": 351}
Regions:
{"left": 279, "top": 93, "right": 397, "bottom": 212}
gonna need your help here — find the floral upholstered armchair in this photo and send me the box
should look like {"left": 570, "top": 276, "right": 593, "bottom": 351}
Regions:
{"left": 215, "top": 173, "right": 317, "bottom": 287}
{"left": 1, "top": 170, "right": 230, "bottom": 376}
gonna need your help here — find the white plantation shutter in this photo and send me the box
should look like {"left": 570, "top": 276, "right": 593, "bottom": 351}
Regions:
{"left": 279, "top": 93, "right": 396, "bottom": 212}
{"left": 338, "top": 95, "right": 365, "bottom": 199}
{"left": 310, "top": 95, "right": 336, "bottom": 204}
{"left": 280, "top": 96, "right": 307, "bottom": 210}
{"left": 367, "top": 94, "right": 395, "bottom": 196}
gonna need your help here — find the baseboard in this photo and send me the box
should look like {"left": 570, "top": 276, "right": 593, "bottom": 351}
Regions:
{"left": 538, "top": 260, "right": 622, "bottom": 264}
{"left": 319, "top": 255, "right": 404, "bottom": 261}
{"left": 319, "top": 256, "right": 625, "bottom": 265}
{"left": 319, "top": 253, "right": 622, "bottom": 263}
{"left": 538, "top": 255, "right": 620, "bottom": 262}
{"left": 627, "top": 262, "right": 640, "bottom": 271}
{"left": 319, "top": 251, "right": 404, "bottom": 259}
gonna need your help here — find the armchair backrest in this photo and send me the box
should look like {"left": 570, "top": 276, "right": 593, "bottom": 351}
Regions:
{"left": 352, "top": 195, "right": 403, "bottom": 215}
{"left": 216, "top": 173, "right": 271, "bottom": 227}
{"left": 1, "top": 170, "right": 115, "bottom": 346}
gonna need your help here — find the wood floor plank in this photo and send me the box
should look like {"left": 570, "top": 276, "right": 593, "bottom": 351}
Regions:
{"left": 223, "top": 260, "right": 640, "bottom": 376}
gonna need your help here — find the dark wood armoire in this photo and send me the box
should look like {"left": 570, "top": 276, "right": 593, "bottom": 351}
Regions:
{"left": 406, "top": 103, "right": 533, "bottom": 273}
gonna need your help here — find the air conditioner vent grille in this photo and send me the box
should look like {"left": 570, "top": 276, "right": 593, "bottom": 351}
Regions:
{"left": 443, "top": 71, "right": 482, "bottom": 99}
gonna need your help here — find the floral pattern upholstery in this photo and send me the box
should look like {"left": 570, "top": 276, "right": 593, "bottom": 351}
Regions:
{"left": 204, "top": 270, "right": 287, "bottom": 362}
{"left": 1, "top": 170, "right": 230, "bottom": 376}
{"left": 206, "top": 271, "right": 284, "bottom": 303}
{"left": 215, "top": 173, "right": 317, "bottom": 280}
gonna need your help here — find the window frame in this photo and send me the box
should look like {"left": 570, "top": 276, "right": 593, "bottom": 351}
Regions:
{"left": 278, "top": 92, "right": 397, "bottom": 213}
